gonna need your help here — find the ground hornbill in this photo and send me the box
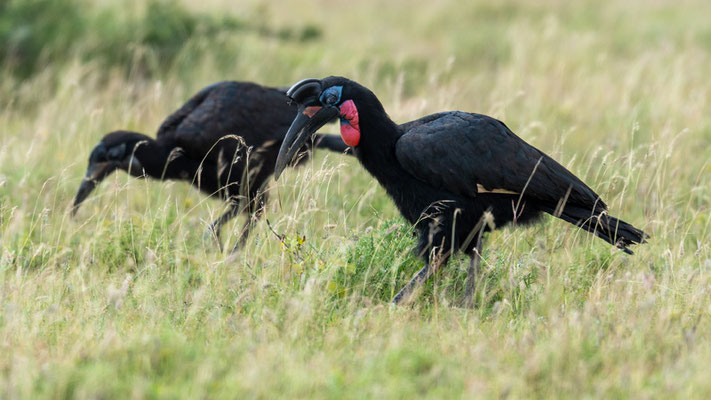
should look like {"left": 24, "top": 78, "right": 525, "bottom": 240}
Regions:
{"left": 274, "top": 76, "right": 648, "bottom": 305}
{"left": 72, "top": 81, "right": 348, "bottom": 251}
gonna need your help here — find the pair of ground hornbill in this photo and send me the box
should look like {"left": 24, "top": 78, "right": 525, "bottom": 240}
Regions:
{"left": 73, "top": 77, "right": 647, "bottom": 304}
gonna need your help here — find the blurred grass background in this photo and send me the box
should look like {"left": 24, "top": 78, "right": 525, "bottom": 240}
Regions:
{"left": 1, "top": 0, "right": 711, "bottom": 398}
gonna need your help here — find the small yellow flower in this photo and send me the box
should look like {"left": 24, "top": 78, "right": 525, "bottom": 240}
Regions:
{"left": 327, "top": 281, "right": 338, "bottom": 292}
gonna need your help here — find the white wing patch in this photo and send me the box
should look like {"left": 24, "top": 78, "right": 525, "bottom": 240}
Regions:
{"left": 477, "top": 184, "right": 518, "bottom": 195}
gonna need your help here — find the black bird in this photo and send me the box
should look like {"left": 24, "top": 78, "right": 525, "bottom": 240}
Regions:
{"left": 274, "top": 77, "right": 648, "bottom": 304}
{"left": 72, "top": 81, "right": 348, "bottom": 250}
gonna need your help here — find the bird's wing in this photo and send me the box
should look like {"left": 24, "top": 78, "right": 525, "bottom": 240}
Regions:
{"left": 167, "top": 82, "right": 296, "bottom": 163}
{"left": 156, "top": 82, "right": 224, "bottom": 140}
{"left": 395, "top": 112, "right": 605, "bottom": 209}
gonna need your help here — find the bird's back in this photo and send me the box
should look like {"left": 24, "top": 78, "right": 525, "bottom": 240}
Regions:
{"left": 157, "top": 81, "right": 297, "bottom": 162}
{"left": 395, "top": 111, "right": 605, "bottom": 210}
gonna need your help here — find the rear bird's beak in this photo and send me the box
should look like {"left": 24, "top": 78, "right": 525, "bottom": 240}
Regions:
{"left": 274, "top": 102, "right": 339, "bottom": 180}
{"left": 71, "top": 162, "right": 118, "bottom": 216}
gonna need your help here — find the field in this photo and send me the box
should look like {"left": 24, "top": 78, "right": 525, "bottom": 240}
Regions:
{"left": 1, "top": 0, "right": 711, "bottom": 398}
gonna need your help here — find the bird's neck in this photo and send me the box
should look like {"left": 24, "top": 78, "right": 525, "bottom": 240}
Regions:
{"left": 128, "top": 138, "right": 196, "bottom": 181}
{"left": 153, "top": 137, "right": 226, "bottom": 196}
{"left": 116, "top": 136, "right": 223, "bottom": 198}
{"left": 353, "top": 108, "right": 406, "bottom": 185}
{"left": 352, "top": 110, "right": 432, "bottom": 225}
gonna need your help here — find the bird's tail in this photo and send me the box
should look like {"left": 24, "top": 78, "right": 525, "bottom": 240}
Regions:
{"left": 541, "top": 204, "right": 649, "bottom": 254}
{"left": 313, "top": 134, "right": 351, "bottom": 155}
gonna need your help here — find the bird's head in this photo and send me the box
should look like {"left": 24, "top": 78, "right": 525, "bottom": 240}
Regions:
{"left": 71, "top": 130, "right": 152, "bottom": 215}
{"left": 274, "top": 76, "right": 381, "bottom": 180}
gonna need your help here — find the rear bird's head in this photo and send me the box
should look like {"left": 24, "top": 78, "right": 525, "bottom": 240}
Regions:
{"left": 71, "top": 130, "right": 152, "bottom": 215}
{"left": 274, "top": 76, "right": 381, "bottom": 180}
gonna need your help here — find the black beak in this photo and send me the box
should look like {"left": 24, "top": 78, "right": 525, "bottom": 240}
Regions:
{"left": 274, "top": 102, "right": 339, "bottom": 180}
{"left": 71, "top": 162, "right": 118, "bottom": 216}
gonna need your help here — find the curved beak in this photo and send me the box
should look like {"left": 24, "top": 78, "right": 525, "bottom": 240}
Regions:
{"left": 274, "top": 102, "right": 339, "bottom": 180}
{"left": 71, "top": 162, "right": 118, "bottom": 216}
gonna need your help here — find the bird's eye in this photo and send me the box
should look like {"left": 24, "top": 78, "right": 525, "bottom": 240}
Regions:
{"left": 320, "top": 86, "right": 343, "bottom": 106}
{"left": 324, "top": 93, "right": 338, "bottom": 105}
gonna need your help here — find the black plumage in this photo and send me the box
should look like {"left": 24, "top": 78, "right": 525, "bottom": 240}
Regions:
{"left": 274, "top": 76, "right": 648, "bottom": 304}
{"left": 72, "top": 81, "right": 349, "bottom": 250}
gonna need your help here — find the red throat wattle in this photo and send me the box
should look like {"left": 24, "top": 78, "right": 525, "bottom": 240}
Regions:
{"left": 338, "top": 100, "right": 360, "bottom": 147}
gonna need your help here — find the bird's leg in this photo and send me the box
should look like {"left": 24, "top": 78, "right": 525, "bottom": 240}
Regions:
{"left": 230, "top": 218, "right": 254, "bottom": 254}
{"left": 392, "top": 249, "right": 447, "bottom": 304}
{"left": 204, "top": 199, "right": 240, "bottom": 251}
{"left": 392, "top": 262, "right": 434, "bottom": 304}
{"left": 230, "top": 191, "right": 267, "bottom": 254}
{"left": 463, "top": 232, "right": 484, "bottom": 308}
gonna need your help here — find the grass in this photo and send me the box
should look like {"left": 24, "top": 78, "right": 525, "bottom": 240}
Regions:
{"left": 1, "top": 0, "right": 711, "bottom": 397}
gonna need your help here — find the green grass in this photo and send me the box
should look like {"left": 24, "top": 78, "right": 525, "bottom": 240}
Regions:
{"left": 2, "top": 0, "right": 711, "bottom": 398}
